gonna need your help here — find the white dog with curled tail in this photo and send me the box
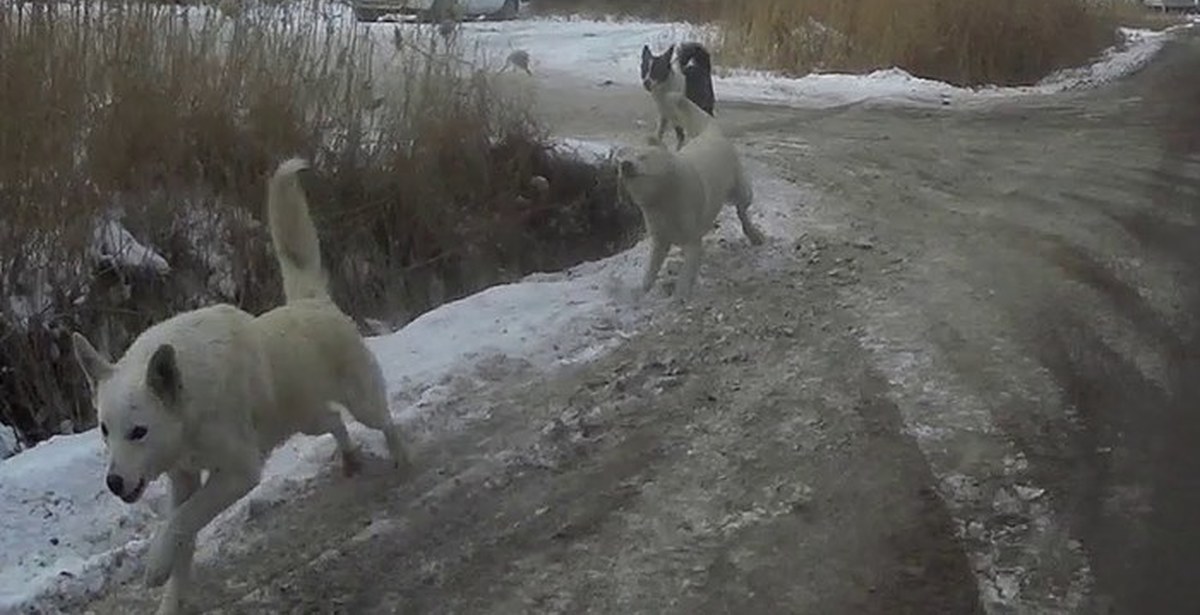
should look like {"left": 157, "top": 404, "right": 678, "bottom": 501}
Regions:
{"left": 71, "top": 158, "right": 411, "bottom": 615}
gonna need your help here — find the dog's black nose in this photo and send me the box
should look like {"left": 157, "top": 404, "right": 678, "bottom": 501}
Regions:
{"left": 642, "top": 79, "right": 653, "bottom": 91}
{"left": 619, "top": 160, "right": 636, "bottom": 176}
{"left": 106, "top": 474, "right": 124, "bottom": 496}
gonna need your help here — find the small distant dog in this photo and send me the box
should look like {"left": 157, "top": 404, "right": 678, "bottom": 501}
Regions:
{"left": 504, "top": 49, "right": 533, "bottom": 75}
{"left": 71, "top": 159, "right": 411, "bottom": 615}
{"left": 617, "top": 92, "right": 764, "bottom": 299}
{"left": 640, "top": 42, "right": 715, "bottom": 150}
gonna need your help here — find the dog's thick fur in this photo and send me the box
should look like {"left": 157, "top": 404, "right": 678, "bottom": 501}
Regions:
{"left": 71, "top": 159, "right": 410, "bottom": 615}
{"left": 640, "top": 42, "right": 715, "bottom": 150}
{"left": 618, "top": 93, "right": 765, "bottom": 299}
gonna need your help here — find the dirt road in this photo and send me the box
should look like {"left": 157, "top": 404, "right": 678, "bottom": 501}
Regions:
{"left": 85, "top": 33, "right": 1200, "bottom": 615}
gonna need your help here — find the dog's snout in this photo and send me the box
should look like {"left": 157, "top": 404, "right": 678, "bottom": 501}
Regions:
{"left": 642, "top": 78, "right": 653, "bottom": 91}
{"left": 619, "top": 160, "right": 636, "bottom": 176}
{"left": 106, "top": 473, "right": 124, "bottom": 496}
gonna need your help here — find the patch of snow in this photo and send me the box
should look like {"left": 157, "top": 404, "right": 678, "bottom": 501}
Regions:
{"left": 553, "top": 137, "right": 616, "bottom": 161}
{"left": 1036, "top": 27, "right": 1174, "bottom": 92}
{"left": 89, "top": 216, "right": 170, "bottom": 276}
{"left": 2, "top": 231, "right": 91, "bottom": 330}
{"left": 0, "top": 424, "right": 20, "bottom": 459}
{"left": 0, "top": 431, "right": 164, "bottom": 613}
{"left": 175, "top": 202, "right": 250, "bottom": 301}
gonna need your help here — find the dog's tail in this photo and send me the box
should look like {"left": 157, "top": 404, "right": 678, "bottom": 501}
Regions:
{"left": 267, "top": 158, "right": 329, "bottom": 303}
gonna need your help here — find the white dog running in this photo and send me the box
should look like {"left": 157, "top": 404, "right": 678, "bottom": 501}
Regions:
{"left": 70, "top": 158, "right": 411, "bottom": 615}
{"left": 618, "top": 93, "right": 765, "bottom": 299}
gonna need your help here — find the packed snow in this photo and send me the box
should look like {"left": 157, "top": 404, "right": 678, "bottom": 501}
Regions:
{"left": 89, "top": 216, "right": 171, "bottom": 277}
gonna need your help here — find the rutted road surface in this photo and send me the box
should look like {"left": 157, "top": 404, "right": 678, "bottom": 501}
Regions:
{"left": 86, "top": 33, "right": 1200, "bottom": 615}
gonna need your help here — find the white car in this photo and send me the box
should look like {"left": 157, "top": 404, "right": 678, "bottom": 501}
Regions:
{"left": 352, "top": 0, "right": 520, "bottom": 22}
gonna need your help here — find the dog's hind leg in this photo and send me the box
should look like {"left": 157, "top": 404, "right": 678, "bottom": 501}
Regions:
{"left": 732, "top": 173, "right": 765, "bottom": 246}
{"left": 675, "top": 241, "right": 704, "bottom": 299}
{"left": 342, "top": 376, "right": 412, "bottom": 472}
{"left": 156, "top": 469, "right": 200, "bottom": 615}
{"left": 323, "top": 403, "right": 364, "bottom": 476}
{"left": 641, "top": 238, "right": 670, "bottom": 294}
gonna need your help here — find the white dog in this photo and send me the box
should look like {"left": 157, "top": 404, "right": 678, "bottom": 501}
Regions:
{"left": 618, "top": 92, "right": 765, "bottom": 299}
{"left": 71, "top": 158, "right": 411, "bottom": 615}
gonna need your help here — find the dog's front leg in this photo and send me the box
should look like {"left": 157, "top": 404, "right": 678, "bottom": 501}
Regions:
{"left": 655, "top": 115, "right": 670, "bottom": 144}
{"left": 641, "top": 238, "right": 670, "bottom": 294}
{"left": 155, "top": 469, "right": 201, "bottom": 615}
{"left": 146, "top": 459, "right": 260, "bottom": 589}
{"left": 675, "top": 241, "right": 704, "bottom": 299}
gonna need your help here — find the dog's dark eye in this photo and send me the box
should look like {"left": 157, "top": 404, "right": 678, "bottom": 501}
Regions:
{"left": 100, "top": 423, "right": 108, "bottom": 438}
{"left": 129, "top": 426, "right": 148, "bottom": 441}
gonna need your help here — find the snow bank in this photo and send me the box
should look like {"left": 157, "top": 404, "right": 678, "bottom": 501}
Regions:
{"left": 0, "top": 431, "right": 161, "bottom": 613}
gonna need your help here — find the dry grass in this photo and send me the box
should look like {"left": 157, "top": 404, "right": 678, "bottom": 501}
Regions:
{"left": 548, "top": 0, "right": 1136, "bottom": 87}
{"left": 718, "top": 0, "right": 1123, "bottom": 86}
{"left": 0, "top": 1, "right": 638, "bottom": 445}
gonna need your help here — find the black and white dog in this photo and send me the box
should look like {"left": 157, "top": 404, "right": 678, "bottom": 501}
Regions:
{"left": 640, "top": 42, "right": 715, "bottom": 150}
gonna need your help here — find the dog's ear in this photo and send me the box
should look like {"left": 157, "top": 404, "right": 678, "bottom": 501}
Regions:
{"left": 642, "top": 45, "right": 651, "bottom": 61}
{"left": 72, "top": 332, "right": 113, "bottom": 389}
{"left": 146, "top": 344, "right": 182, "bottom": 405}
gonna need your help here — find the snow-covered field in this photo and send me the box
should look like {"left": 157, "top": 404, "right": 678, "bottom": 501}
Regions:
{"left": 0, "top": 8, "right": 1189, "bottom": 613}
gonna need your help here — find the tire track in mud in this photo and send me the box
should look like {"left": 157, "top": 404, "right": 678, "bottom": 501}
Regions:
{"left": 751, "top": 121, "right": 1093, "bottom": 613}
{"left": 756, "top": 34, "right": 1200, "bottom": 614}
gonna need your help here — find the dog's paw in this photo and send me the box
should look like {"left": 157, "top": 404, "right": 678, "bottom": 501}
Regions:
{"left": 155, "top": 597, "right": 182, "bottom": 615}
{"left": 144, "top": 528, "right": 177, "bottom": 588}
{"left": 747, "top": 228, "right": 766, "bottom": 246}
